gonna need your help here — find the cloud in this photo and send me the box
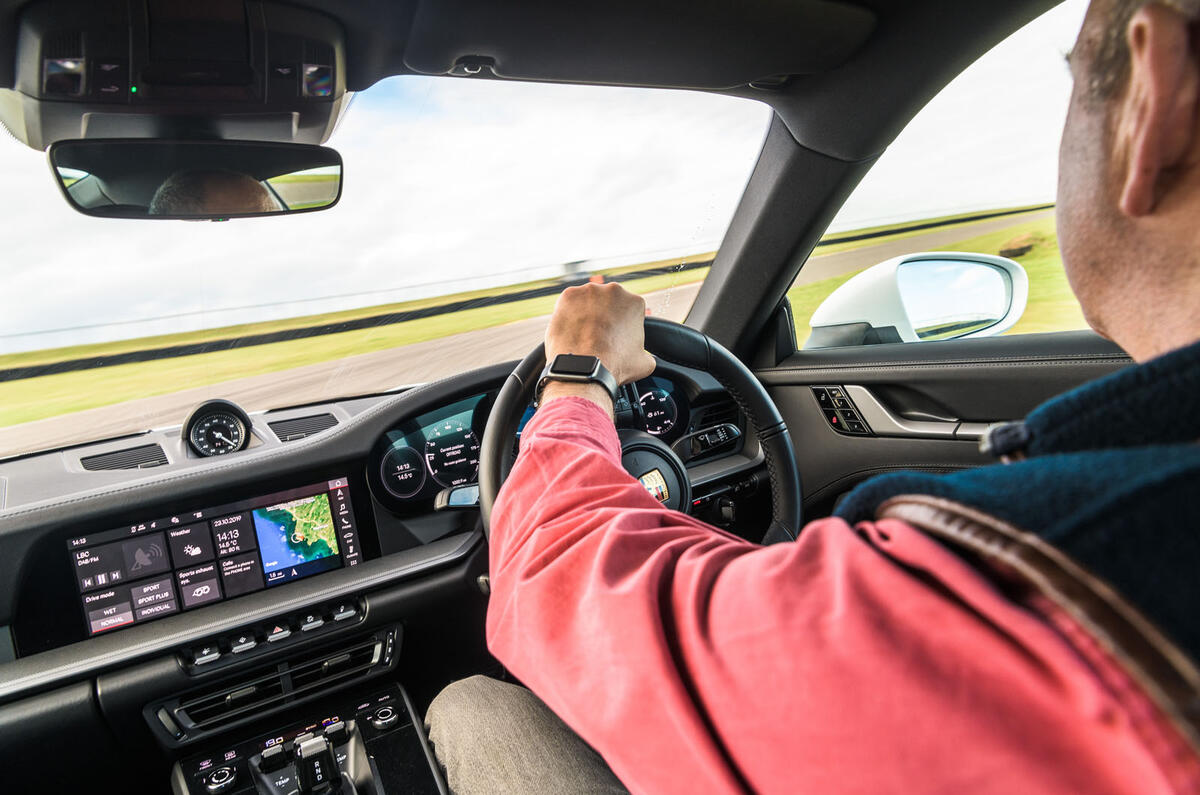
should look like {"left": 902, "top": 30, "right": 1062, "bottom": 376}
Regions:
{"left": 0, "top": 78, "right": 770, "bottom": 351}
{"left": 0, "top": 0, "right": 1088, "bottom": 353}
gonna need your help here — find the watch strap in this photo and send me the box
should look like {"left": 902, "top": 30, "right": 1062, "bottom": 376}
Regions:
{"left": 536, "top": 355, "right": 620, "bottom": 405}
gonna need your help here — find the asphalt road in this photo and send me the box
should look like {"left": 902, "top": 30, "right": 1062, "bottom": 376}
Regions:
{"left": 0, "top": 209, "right": 1051, "bottom": 456}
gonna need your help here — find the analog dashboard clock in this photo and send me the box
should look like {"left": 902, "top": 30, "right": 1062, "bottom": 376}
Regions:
{"left": 182, "top": 399, "right": 253, "bottom": 457}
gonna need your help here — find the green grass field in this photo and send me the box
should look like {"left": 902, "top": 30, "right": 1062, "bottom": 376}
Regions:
{"left": 788, "top": 213, "right": 1085, "bottom": 347}
{"left": 0, "top": 208, "right": 1084, "bottom": 429}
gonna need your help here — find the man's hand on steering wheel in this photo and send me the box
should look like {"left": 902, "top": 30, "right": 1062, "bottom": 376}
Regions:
{"left": 541, "top": 282, "right": 657, "bottom": 412}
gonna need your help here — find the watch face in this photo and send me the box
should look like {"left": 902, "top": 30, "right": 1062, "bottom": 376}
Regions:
{"left": 552, "top": 354, "right": 599, "bottom": 376}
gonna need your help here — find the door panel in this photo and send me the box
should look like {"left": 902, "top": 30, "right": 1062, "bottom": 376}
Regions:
{"left": 756, "top": 331, "right": 1130, "bottom": 517}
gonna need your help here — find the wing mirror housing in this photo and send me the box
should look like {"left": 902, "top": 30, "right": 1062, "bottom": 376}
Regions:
{"left": 48, "top": 139, "right": 342, "bottom": 221}
{"left": 805, "top": 252, "right": 1028, "bottom": 349}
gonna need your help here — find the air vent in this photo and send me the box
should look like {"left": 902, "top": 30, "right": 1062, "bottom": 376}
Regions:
{"left": 165, "top": 631, "right": 391, "bottom": 741}
{"left": 268, "top": 413, "right": 338, "bottom": 442}
{"left": 81, "top": 444, "right": 168, "bottom": 471}
{"left": 44, "top": 32, "right": 83, "bottom": 58}
{"left": 691, "top": 401, "right": 739, "bottom": 432}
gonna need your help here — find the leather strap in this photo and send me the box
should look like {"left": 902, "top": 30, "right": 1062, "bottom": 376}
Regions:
{"left": 878, "top": 494, "right": 1200, "bottom": 755}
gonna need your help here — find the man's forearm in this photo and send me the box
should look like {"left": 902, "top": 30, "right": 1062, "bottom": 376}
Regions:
{"left": 539, "top": 380, "right": 614, "bottom": 420}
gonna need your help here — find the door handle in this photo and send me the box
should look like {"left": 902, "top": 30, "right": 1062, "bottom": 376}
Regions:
{"left": 844, "top": 386, "right": 997, "bottom": 441}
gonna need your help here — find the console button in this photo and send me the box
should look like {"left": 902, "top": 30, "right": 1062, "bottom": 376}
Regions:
{"left": 266, "top": 623, "right": 292, "bottom": 643}
{"left": 230, "top": 633, "right": 257, "bottom": 654}
{"left": 833, "top": 397, "right": 852, "bottom": 410}
{"left": 323, "top": 720, "right": 348, "bottom": 745}
{"left": 259, "top": 744, "right": 288, "bottom": 773}
{"left": 204, "top": 765, "right": 237, "bottom": 793}
{"left": 369, "top": 705, "right": 399, "bottom": 730}
{"left": 193, "top": 645, "right": 221, "bottom": 666}
{"left": 846, "top": 421, "right": 868, "bottom": 434}
{"left": 822, "top": 410, "right": 845, "bottom": 432}
{"left": 300, "top": 613, "right": 325, "bottom": 632}
{"left": 331, "top": 602, "right": 357, "bottom": 622}
{"left": 812, "top": 388, "right": 832, "bottom": 409}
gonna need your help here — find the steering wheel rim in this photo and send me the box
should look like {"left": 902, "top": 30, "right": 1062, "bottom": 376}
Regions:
{"left": 479, "top": 316, "right": 802, "bottom": 543}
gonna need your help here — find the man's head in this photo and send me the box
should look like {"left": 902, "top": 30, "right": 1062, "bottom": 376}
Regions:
{"left": 1058, "top": 0, "right": 1200, "bottom": 361}
{"left": 148, "top": 169, "right": 277, "bottom": 216}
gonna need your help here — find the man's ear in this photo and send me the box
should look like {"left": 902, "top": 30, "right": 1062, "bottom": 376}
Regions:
{"left": 1117, "top": 3, "right": 1199, "bottom": 217}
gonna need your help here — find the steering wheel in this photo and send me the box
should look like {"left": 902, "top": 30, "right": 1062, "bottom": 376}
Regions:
{"left": 479, "top": 317, "right": 802, "bottom": 544}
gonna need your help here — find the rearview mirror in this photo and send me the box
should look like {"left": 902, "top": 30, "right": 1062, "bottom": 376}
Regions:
{"left": 806, "top": 252, "right": 1028, "bottom": 349}
{"left": 48, "top": 139, "right": 343, "bottom": 220}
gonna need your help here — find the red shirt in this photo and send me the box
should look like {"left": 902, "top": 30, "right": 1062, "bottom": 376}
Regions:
{"left": 488, "top": 397, "right": 1194, "bottom": 794}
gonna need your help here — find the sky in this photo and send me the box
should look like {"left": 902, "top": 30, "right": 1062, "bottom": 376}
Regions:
{"left": 0, "top": 0, "right": 1087, "bottom": 354}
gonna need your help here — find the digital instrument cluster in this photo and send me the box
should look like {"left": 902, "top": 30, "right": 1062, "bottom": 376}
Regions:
{"left": 369, "top": 380, "right": 695, "bottom": 512}
{"left": 369, "top": 394, "right": 489, "bottom": 512}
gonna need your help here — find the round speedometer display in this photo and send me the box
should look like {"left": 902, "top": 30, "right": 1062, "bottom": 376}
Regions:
{"left": 424, "top": 419, "right": 482, "bottom": 488}
{"left": 639, "top": 388, "right": 678, "bottom": 436}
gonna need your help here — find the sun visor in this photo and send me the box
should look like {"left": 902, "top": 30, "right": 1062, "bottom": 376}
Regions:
{"left": 0, "top": 0, "right": 349, "bottom": 151}
{"left": 403, "top": 0, "right": 877, "bottom": 89}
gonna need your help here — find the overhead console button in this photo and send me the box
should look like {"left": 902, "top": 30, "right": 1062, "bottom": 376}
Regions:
{"left": 90, "top": 58, "right": 127, "bottom": 99}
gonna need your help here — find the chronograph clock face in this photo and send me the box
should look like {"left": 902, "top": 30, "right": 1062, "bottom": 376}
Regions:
{"left": 187, "top": 411, "right": 248, "bottom": 456}
{"left": 423, "top": 418, "right": 482, "bottom": 488}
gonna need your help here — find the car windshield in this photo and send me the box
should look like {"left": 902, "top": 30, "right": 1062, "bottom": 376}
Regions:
{"left": 0, "top": 78, "right": 772, "bottom": 458}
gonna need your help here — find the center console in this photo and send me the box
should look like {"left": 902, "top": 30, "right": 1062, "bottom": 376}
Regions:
{"left": 171, "top": 683, "right": 446, "bottom": 795}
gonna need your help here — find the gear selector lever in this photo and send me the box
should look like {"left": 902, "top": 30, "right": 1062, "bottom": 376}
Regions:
{"left": 294, "top": 732, "right": 341, "bottom": 793}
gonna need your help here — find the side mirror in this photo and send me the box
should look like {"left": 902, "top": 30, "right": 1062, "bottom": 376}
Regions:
{"left": 805, "top": 252, "right": 1028, "bottom": 349}
{"left": 48, "top": 139, "right": 343, "bottom": 220}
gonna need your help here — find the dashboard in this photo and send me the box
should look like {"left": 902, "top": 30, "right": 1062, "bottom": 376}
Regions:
{"left": 0, "top": 361, "right": 764, "bottom": 667}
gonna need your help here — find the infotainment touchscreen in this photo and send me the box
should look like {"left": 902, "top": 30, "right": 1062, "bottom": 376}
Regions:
{"left": 67, "top": 478, "right": 362, "bottom": 636}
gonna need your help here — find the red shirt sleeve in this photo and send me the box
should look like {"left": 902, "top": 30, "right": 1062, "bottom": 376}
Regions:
{"left": 487, "top": 397, "right": 1178, "bottom": 794}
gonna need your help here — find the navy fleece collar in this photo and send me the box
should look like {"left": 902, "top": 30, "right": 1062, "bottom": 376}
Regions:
{"left": 1023, "top": 338, "right": 1200, "bottom": 455}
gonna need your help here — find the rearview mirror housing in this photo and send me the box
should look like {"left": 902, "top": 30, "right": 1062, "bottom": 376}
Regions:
{"left": 805, "top": 252, "right": 1028, "bottom": 349}
{"left": 48, "top": 139, "right": 343, "bottom": 220}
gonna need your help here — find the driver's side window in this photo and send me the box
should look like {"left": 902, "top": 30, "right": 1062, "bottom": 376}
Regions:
{"left": 791, "top": 0, "right": 1089, "bottom": 350}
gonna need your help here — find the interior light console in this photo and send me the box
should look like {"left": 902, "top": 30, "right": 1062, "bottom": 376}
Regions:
{"left": 67, "top": 478, "right": 362, "bottom": 637}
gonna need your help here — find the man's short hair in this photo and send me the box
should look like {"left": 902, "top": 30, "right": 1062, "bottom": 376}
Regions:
{"left": 148, "top": 169, "right": 275, "bottom": 215}
{"left": 1087, "top": 0, "right": 1200, "bottom": 99}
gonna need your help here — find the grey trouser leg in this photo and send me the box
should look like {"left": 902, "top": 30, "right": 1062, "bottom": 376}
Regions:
{"left": 425, "top": 675, "right": 629, "bottom": 795}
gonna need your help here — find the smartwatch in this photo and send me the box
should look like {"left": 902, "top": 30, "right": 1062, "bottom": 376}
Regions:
{"left": 536, "top": 354, "right": 621, "bottom": 405}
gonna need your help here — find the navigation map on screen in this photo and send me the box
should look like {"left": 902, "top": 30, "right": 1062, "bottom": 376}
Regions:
{"left": 252, "top": 492, "right": 342, "bottom": 585}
